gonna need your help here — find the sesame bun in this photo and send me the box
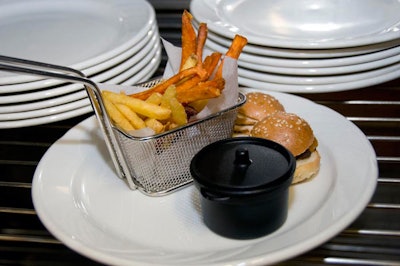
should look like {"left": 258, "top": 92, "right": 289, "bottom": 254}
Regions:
{"left": 234, "top": 92, "right": 285, "bottom": 136}
{"left": 250, "top": 111, "right": 314, "bottom": 156}
{"left": 237, "top": 92, "right": 285, "bottom": 125}
{"left": 250, "top": 111, "right": 320, "bottom": 184}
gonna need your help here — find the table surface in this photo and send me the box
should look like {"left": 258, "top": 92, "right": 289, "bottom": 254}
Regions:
{"left": 1, "top": 1, "right": 399, "bottom": 265}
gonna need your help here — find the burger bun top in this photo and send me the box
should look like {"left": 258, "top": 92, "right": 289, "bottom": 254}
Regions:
{"left": 251, "top": 111, "right": 315, "bottom": 156}
{"left": 238, "top": 92, "right": 285, "bottom": 122}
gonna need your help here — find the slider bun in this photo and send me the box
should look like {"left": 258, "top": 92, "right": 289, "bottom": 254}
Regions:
{"left": 238, "top": 92, "right": 285, "bottom": 123}
{"left": 292, "top": 150, "right": 321, "bottom": 184}
{"left": 250, "top": 111, "right": 315, "bottom": 157}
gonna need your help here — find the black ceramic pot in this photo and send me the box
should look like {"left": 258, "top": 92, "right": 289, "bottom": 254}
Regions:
{"left": 190, "top": 137, "right": 296, "bottom": 239}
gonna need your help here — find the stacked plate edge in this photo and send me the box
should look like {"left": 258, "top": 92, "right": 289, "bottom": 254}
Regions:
{"left": 0, "top": 0, "right": 162, "bottom": 128}
{"left": 190, "top": 0, "right": 400, "bottom": 93}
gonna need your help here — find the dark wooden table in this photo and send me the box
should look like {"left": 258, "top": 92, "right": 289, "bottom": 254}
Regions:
{"left": 1, "top": 1, "right": 399, "bottom": 265}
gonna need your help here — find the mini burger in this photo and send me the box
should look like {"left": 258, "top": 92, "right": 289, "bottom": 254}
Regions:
{"left": 234, "top": 92, "right": 285, "bottom": 136}
{"left": 251, "top": 111, "right": 320, "bottom": 184}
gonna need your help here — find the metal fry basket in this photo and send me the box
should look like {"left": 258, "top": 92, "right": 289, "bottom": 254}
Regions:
{"left": 0, "top": 55, "right": 246, "bottom": 196}
{"left": 112, "top": 79, "right": 245, "bottom": 195}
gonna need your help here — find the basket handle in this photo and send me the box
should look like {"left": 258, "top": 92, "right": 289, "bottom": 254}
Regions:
{"left": 0, "top": 55, "right": 138, "bottom": 189}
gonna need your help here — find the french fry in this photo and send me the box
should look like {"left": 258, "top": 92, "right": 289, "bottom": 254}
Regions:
{"left": 145, "top": 92, "right": 163, "bottom": 105}
{"left": 102, "top": 94, "right": 135, "bottom": 131}
{"left": 215, "top": 34, "right": 248, "bottom": 79}
{"left": 145, "top": 118, "right": 165, "bottom": 134}
{"left": 188, "top": 99, "right": 209, "bottom": 112}
{"left": 195, "top": 22, "right": 208, "bottom": 68}
{"left": 108, "top": 11, "right": 248, "bottom": 136}
{"left": 115, "top": 103, "right": 146, "bottom": 129}
{"left": 160, "top": 86, "right": 188, "bottom": 126}
{"left": 169, "top": 97, "right": 187, "bottom": 126}
{"left": 129, "top": 65, "right": 208, "bottom": 100}
{"left": 103, "top": 90, "right": 171, "bottom": 120}
{"left": 180, "top": 54, "right": 198, "bottom": 71}
{"left": 176, "top": 78, "right": 225, "bottom": 104}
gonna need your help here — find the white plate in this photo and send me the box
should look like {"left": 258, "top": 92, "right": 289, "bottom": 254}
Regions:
{"left": 205, "top": 38, "right": 400, "bottom": 68}
{"left": 0, "top": 23, "right": 158, "bottom": 93}
{"left": 0, "top": 34, "right": 161, "bottom": 104}
{"left": 0, "top": 97, "right": 90, "bottom": 121}
{"left": 0, "top": 105, "right": 92, "bottom": 128}
{"left": 0, "top": 42, "right": 161, "bottom": 118}
{"left": 207, "top": 30, "right": 400, "bottom": 59}
{"left": 0, "top": 0, "right": 155, "bottom": 84}
{"left": 238, "top": 67, "right": 400, "bottom": 93}
{"left": 120, "top": 47, "right": 162, "bottom": 85}
{"left": 238, "top": 62, "right": 400, "bottom": 85}
{"left": 191, "top": 0, "right": 400, "bottom": 49}
{"left": 0, "top": 90, "right": 88, "bottom": 114}
{"left": 107, "top": 36, "right": 162, "bottom": 85}
{"left": 32, "top": 90, "right": 377, "bottom": 266}
{"left": 237, "top": 52, "right": 400, "bottom": 76}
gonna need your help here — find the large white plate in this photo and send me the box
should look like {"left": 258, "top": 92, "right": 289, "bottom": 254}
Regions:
{"left": 32, "top": 90, "right": 377, "bottom": 265}
{"left": 0, "top": 0, "right": 155, "bottom": 84}
{"left": 191, "top": 0, "right": 400, "bottom": 49}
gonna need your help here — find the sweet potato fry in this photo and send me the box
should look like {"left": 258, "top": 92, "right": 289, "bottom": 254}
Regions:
{"left": 215, "top": 34, "right": 248, "bottom": 79}
{"left": 130, "top": 65, "right": 207, "bottom": 100}
{"left": 180, "top": 54, "right": 198, "bottom": 71}
{"left": 195, "top": 23, "right": 208, "bottom": 67}
{"left": 180, "top": 10, "right": 197, "bottom": 71}
{"left": 176, "top": 78, "right": 225, "bottom": 104}
{"left": 226, "top": 34, "right": 248, "bottom": 59}
{"left": 175, "top": 52, "right": 222, "bottom": 92}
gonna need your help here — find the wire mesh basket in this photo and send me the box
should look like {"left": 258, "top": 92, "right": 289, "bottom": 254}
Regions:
{"left": 114, "top": 79, "right": 246, "bottom": 195}
{"left": 0, "top": 55, "right": 246, "bottom": 196}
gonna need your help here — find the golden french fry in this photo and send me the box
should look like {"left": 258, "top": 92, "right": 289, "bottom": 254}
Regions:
{"left": 160, "top": 85, "right": 176, "bottom": 108}
{"left": 169, "top": 97, "right": 187, "bottom": 126}
{"left": 188, "top": 99, "right": 209, "bottom": 112}
{"left": 145, "top": 92, "right": 163, "bottom": 105}
{"left": 102, "top": 95, "right": 135, "bottom": 131}
{"left": 115, "top": 103, "right": 146, "bottom": 129}
{"left": 103, "top": 90, "right": 171, "bottom": 120}
{"left": 145, "top": 118, "right": 165, "bottom": 134}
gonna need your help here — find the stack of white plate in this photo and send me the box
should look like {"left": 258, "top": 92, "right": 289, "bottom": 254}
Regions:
{"left": 190, "top": 0, "right": 400, "bottom": 93}
{"left": 0, "top": 0, "right": 161, "bottom": 128}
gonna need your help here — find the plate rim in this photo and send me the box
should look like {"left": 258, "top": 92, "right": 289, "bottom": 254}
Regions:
{"left": 191, "top": 0, "right": 400, "bottom": 49}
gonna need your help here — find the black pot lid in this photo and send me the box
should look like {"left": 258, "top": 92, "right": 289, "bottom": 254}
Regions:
{"left": 190, "top": 137, "right": 295, "bottom": 195}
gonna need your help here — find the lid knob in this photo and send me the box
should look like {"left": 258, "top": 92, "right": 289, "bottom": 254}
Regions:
{"left": 234, "top": 148, "right": 252, "bottom": 167}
